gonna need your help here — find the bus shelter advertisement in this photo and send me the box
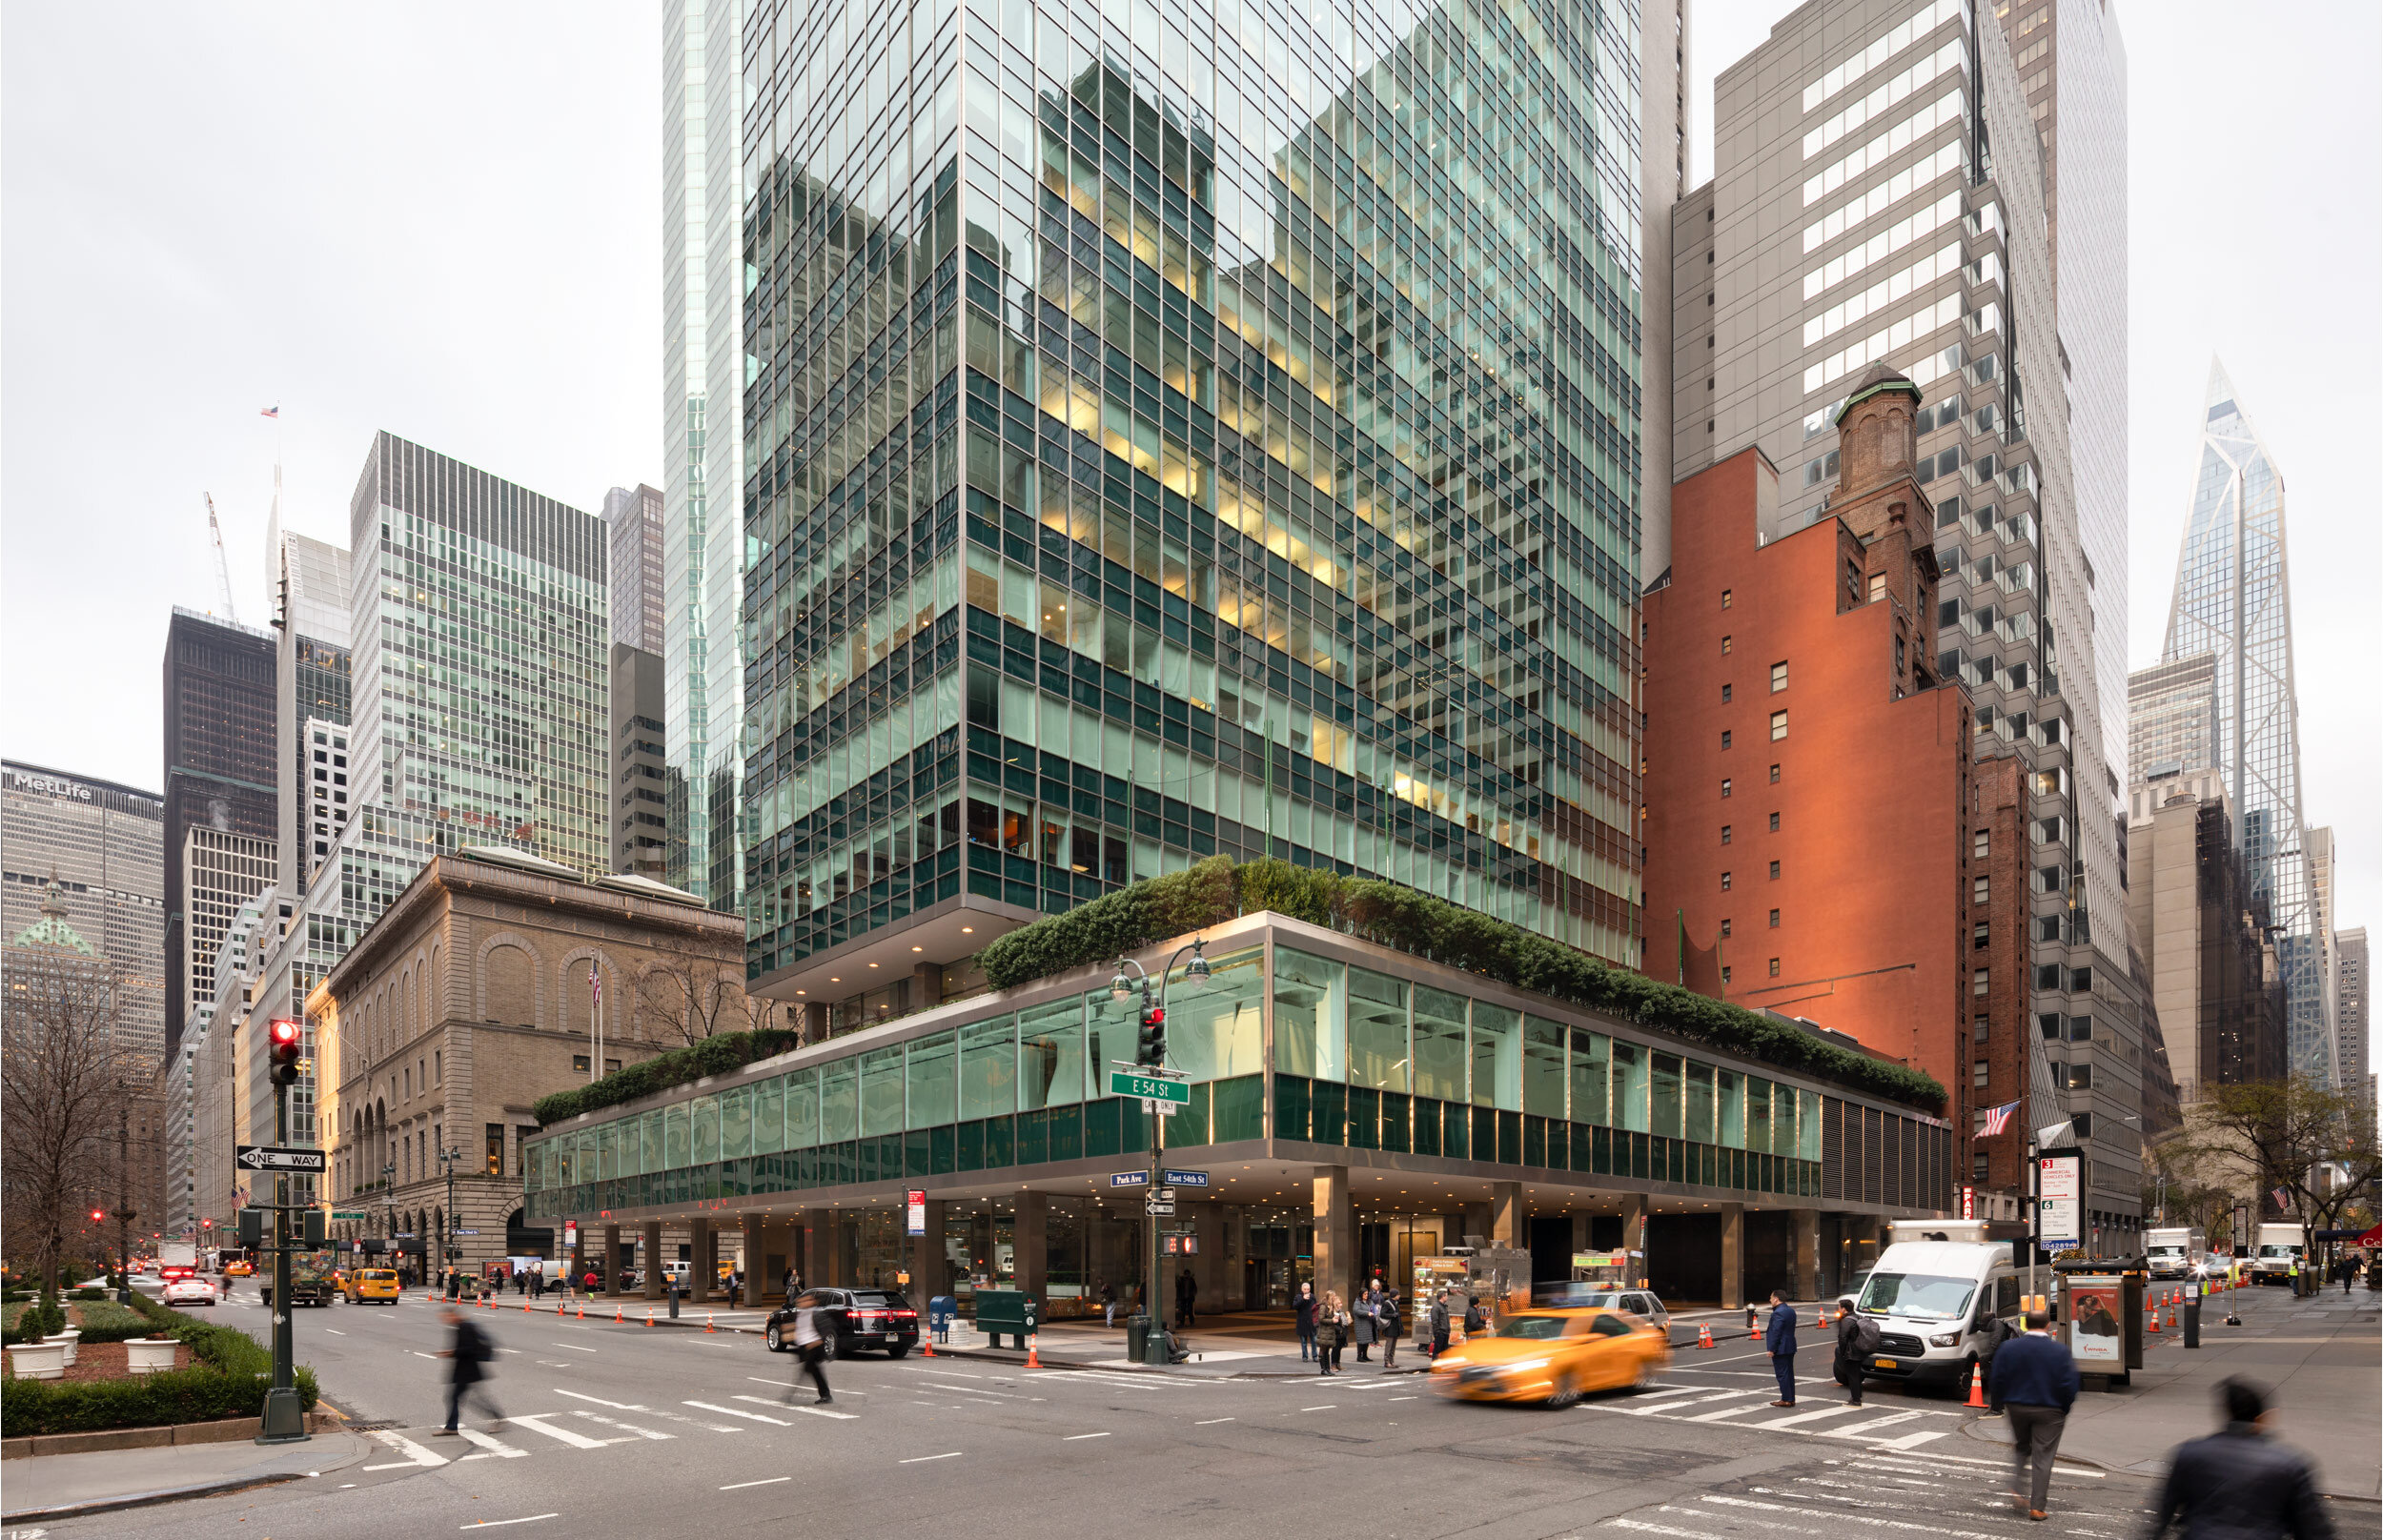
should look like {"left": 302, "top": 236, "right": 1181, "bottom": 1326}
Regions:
{"left": 2066, "top": 1274, "right": 2125, "bottom": 1367}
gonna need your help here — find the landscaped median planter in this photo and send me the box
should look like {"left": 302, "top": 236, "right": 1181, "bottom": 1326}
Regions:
{"left": 53, "top": 1328, "right": 79, "bottom": 1368}
{"left": 123, "top": 1339, "right": 180, "bottom": 1376}
{"left": 0, "top": 1295, "right": 316, "bottom": 1440}
{"left": 5, "top": 1342, "right": 66, "bottom": 1381}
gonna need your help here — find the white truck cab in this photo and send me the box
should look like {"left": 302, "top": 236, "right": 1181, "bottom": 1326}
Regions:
{"left": 2145, "top": 1226, "right": 2207, "bottom": 1279}
{"left": 2251, "top": 1224, "right": 2305, "bottom": 1285}
{"left": 1851, "top": 1239, "right": 2021, "bottom": 1387}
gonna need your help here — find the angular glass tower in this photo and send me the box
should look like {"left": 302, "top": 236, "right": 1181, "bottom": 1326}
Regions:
{"left": 2160, "top": 361, "right": 2334, "bottom": 1083}
{"left": 741, "top": 0, "right": 1648, "bottom": 1028}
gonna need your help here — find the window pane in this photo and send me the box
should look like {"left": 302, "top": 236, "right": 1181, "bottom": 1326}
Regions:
{"left": 1170, "top": 947, "right": 1264, "bottom": 1081}
{"left": 1611, "top": 1041, "right": 1649, "bottom": 1132}
{"left": 1087, "top": 990, "right": 1136, "bottom": 1096}
{"left": 1272, "top": 947, "right": 1344, "bottom": 1081}
{"left": 1746, "top": 1077, "right": 1774, "bottom": 1154}
{"left": 861, "top": 1046, "right": 906, "bottom": 1136}
{"left": 821, "top": 1060, "right": 858, "bottom": 1144}
{"left": 1412, "top": 985, "right": 1468, "bottom": 1102}
{"left": 1470, "top": 1003, "right": 1521, "bottom": 1110}
{"left": 908, "top": 1033, "right": 958, "bottom": 1127}
{"left": 753, "top": 1077, "right": 784, "bottom": 1155}
{"left": 663, "top": 1104, "right": 689, "bottom": 1168}
{"left": 785, "top": 1070, "right": 820, "bottom": 1149}
{"left": 1019, "top": 996, "right": 1086, "bottom": 1109}
{"left": 642, "top": 1110, "right": 662, "bottom": 1173}
{"left": 720, "top": 1085, "right": 752, "bottom": 1160}
{"left": 1684, "top": 1061, "right": 1716, "bottom": 1145}
{"left": 1649, "top": 1053, "right": 1682, "bottom": 1140}
{"left": 961, "top": 1015, "right": 1018, "bottom": 1121}
{"left": 1523, "top": 1016, "right": 1565, "bottom": 1117}
{"left": 1569, "top": 1028, "right": 1609, "bottom": 1125}
{"left": 690, "top": 1094, "right": 720, "bottom": 1165}
{"left": 1799, "top": 1090, "right": 1823, "bottom": 1161}
{"left": 1347, "top": 967, "right": 1410, "bottom": 1092}
{"left": 1717, "top": 1068, "right": 1744, "bottom": 1147}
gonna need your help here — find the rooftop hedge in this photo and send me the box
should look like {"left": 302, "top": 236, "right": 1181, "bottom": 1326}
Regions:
{"left": 981, "top": 857, "right": 1946, "bottom": 1112}
{"left": 534, "top": 1023, "right": 805, "bottom": 1127}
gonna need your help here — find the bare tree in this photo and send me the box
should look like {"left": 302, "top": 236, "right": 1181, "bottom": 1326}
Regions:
{"left": 2, "top": 945, "right": 134, "bottom": 1289}
{"left": 2169, "top": 1076, "right": 2382, "bottom": 1246}
{"left": 634, "top": 957, "right": 755, "bottom": 1046}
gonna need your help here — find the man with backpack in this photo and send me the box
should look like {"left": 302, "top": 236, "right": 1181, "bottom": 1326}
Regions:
{"left": 1834, "top": 1295, "right": 1881, "bottom": 1406}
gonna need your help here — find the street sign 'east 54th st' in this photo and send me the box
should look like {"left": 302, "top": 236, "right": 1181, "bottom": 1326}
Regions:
{"left": 236, "top": 1145, "right": 326, "bottom": 1173}
{"left": 1108, "top": 1070, "right": 1189, "bottom": 1104}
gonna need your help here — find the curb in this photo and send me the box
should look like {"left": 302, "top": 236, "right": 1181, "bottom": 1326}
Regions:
{"left": 2, "top": 1469, "right": 314, "bottom": 1525}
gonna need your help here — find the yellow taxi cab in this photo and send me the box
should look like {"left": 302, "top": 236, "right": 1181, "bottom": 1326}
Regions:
{"left": 346, "top": 1267, "right": 403, "bottom": 1304}
{"left": 225, "top": 1259, "right": 255, "bottom": 1277}
{"left": 1429, "top": 1306, "right": 1670, "bottom": 1407}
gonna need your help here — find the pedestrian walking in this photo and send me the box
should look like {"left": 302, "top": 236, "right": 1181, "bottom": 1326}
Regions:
{"left": 1294, "top": 1281, "right": 1318, "bottom": 1361}
{"left": 1353, "top": 1286, "right": 1379, "bottom": 1362}
{"left": 1100, "top": 1277, "right": 1118, "bottom": 1327}
{"left": 1833, "top": 1294, "right": 1879, "bottom": 1406}
{"left": 1315, "top": 1290, "right": 1346, "bottom": 1375}
{"left": 783, "top": 1264, "right": 801, "bottom": 1301}
{"left": 434, "top": 1306, "right": 502, "bottom": 1434}
{"left": 786, "top": 1290, "right": 834, "bottom": 1405}
{"left": 1378, "top": 1287, "right": 1403, "bottom": 1369}
{"left": 2148, "top": 1377, "right": 2332, "bottom": 1540}
{"left": 1428, "top": 1289, "right": 1452, "bottom": 1359}
{"left": 1989, "top": 1310, "right": 2080, "bottom": 1520}
{"left": 1175, "top": 1267, "right": 1198, "bottom": 1328}
{"left": 1762, "top": 1289, "right": 1799, "bottom": 1406}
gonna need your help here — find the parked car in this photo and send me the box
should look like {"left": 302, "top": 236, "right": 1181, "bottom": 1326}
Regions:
{"left": 163, "top": 1275, "right": 220, "bottom": 1307}
{"left": 763, "top": 1287, "right": 920, "bottom": 1358}
{"left": 1560, "top": 1288, "right": 1671, "bottom": 1335}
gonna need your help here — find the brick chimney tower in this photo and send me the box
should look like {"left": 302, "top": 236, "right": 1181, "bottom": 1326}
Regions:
{"left": 1830, "top": 362, "right": 1932, "bottom": 541}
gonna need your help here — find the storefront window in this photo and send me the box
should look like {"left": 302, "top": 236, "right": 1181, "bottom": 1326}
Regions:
{"left": 1272, "top": 947, "right": 1344, "bottom": 1081}
{"left": 1347, "top": 967, "right": 1409, "bottom": 1091}
{"left": 1717, "top": 1068, "right": 1744, "bottom": 1147}
{"left": 907, "top": 1032, "right": 958, "bottom": 1127}
{"left": 1611, "top": 1041, "right": 1649, "bottom": 1132}
{"left": 1412, "top": 985, "right": 1467, "bottom": 1102}
{"left": 860, "top": 1045, "right": 906, "bottom": 1137}
{"left": 1522, "top": 1016, "right": 1565, "bottom": 1117}
{"left": 753, "top": 1077, "right": 784, "bottom": 1155}
{"left": 784, "top": 1069, "right": 820, "bottom": 1148}
{"left": 721, "top": 1085, "right": 752, "bottom": 1160}
{"left": 1684, "top": 1061, "right": 1716, "bottom": 1145}
{"left": 1169, "top": 946, "right": 1263, "bottom": 1081}
{"left": 1569, "top": 1028, "right": 1609, "bottom": 1125}
{"left": 961, "top": 1015, "right": 1017, "bottom": 1120}
{"left": 1649, "top": 1053, "right": 1682, "bottom": 1140}
{"left": 821, "top": 1060, "right": 858, "bottom": 1144}
{"left": 1470, "top": 1003, "right": 1521, "bottom": 1110}
{"left": 1019, "top": 996, "right": 1086, "bottom": 1108}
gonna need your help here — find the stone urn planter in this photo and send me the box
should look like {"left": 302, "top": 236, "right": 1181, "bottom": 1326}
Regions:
{"left": 54, "top": 1327, "right": 80, "bottom": 1367}
{"left": 125, "top": 1337, "right": 181, "bottom": 1375}
{"left": 6, "top": 1340, "right": 68, "bottom": 1379}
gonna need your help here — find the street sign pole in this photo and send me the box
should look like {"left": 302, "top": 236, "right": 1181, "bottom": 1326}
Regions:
{"left": 257, "top": 1077, "right": 305, "bottom": 1443}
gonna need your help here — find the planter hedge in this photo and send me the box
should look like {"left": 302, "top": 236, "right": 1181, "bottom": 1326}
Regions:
{"left": 65, "top": 1300, "right": 154, "bottom": 1344}
{"left": 534, "top": 1023, "right": 805, "bottom": 1127}
{"left": 0, "top": 1296, "right": 318, "bottom": 1437}
{"left": 980, "top": 857, "right": 1945, "bottom": 1112}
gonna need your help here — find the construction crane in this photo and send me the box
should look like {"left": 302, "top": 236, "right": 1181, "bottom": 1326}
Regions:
{"left": 205, "top": 493, "right": 238, "bottom": 622}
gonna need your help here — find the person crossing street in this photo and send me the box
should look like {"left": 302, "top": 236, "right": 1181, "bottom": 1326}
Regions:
{"left": 786, "top": 1289, "right": 833, "bottom": 1406}
{"left": 2147, "top": 1378, "right": 2333, "bottom": 1540}
{"left": 1833, "top": 1294, "right": 1878, "bottom": 1406}
{"left": 1989, "top": 1310, "right": 2080, "bottom": 1520}
{"left": 433, "top": 1305, "right": 502, "bottom": 1435}
{"left": 1762, "top": 1289, "right": 1799, "bottom": 1406}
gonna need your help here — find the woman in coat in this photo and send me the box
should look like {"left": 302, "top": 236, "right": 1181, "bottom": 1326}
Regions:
{"left": 1314, "top": 1290, "right": 1346, "bottom": 1374}
{"left": 1352, "top": 1287, "right": 1379, "bottom": 1362}
{"left": 1293, "top": 1281, "right": 1318, "bottom": 1361}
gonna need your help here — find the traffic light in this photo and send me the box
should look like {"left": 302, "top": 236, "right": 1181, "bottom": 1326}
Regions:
{"left": 91, "top": 1208, "right": 106, "bottom": 1223}
{"left": 302, "top": 1208, "right": 326, "bottom": 1247}
{"left": 1137, "top": 1004, "right": 1167, "bottom": 1067}
{"left": 268, "top": 1018, "right": 303, "bottom": 1086}
{"left": 238, "top": 1206, "right": 264, "bottom": 1249}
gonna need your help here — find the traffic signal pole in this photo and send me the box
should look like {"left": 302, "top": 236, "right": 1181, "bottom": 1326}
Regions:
{"left": 1110, "top": 941, "right": 1209, "bottom": 1367}
{"left": 258, "top": 1019, "right": 307, "bottom": 1443}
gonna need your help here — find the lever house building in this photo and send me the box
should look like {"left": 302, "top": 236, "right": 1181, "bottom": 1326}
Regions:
{"left": 524, "top": 910, "right": 1953, "bottom": 1308}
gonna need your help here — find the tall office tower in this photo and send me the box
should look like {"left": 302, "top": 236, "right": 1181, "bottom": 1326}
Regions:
{"left": 2338, "top": 927, "right": 2369, "bottom": 1112}
{"left": 2158, "top": 366, "right": 2335, "bottom": 1084}
{"left": 607, "top": 483, "right": 673, "bottom": 878}
{"left": 161, "top": 608, "right": 278, "bottom": 1056}
{"left": 1, "top": 762, "right": 167, "bottom": 1065}
{"left": 2128, "top": 653, "right": 2219, "bottom": 783}
{"left": 604, "top": 484, "right": 668, "bottom": 652}
{"left": 663, "top": 0, "right": 747, "bottom": 910}
{"left": 739, "top": 0, "right": 1651, "bottom": 1027}
{"left": 270, "top": 531, "right": 353, "bottom": 902}
{"left": 1680, "top": 0, "right": 2140, "bottom": 1242}
{"left": 1640, "top": 0, "right": 1689, "bottom": 575}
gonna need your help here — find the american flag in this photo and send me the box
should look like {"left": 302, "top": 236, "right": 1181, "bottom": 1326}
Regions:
{"left": 2270, "top": 1185, "right": 2291, "bottom": 1211}
{"left": 1975, "top": 1100, "right": 2020, "bottom": 1138}
{"left": 259, "top": 405, "right": 280, "bottom": 418}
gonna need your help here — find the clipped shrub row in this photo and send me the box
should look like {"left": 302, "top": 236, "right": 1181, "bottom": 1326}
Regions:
{"left": 534, "top": 1023, "right": 806, "bottom": 1127}
{"left": 980, "top": 857, "right": 1946, "bottom": 1111}
{"left": 0, "top": 1295, "right": 318, "bottom": 1437}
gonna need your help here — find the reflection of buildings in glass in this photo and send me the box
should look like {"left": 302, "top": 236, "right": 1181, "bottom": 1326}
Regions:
{"left": 2158, "top": 364, "right": 2335, "bottom": 1084}
{"left": 740, "top": 0, "right": 1645, "bottom": 1030}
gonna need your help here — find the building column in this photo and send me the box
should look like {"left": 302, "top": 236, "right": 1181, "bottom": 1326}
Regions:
{"left": 742, "top": 1213, "right": 765, "bottom": 1307}
{"left": 1619, "top": 1196, "right": 1647, "bottom": 1287}
{"left": 1793, "top": 1209, "right": 1821, "bottom": 1302}
{"left": 687, "top": 1217, "right": 712, "bottom": 1305}
{"left": 1013, "top": 1191, "right": 1049, "bottom": 1300}
{"left": 908, "top": 1199, "right": 946, "bottom": 1302}
{"left": 1490, "top": 1182, "right": 1524, "bottom": 1248}
{"left": 1718, "top": 1203, "right": 1745, "bottom": 1310}
{"left": 642, "top": 1221, "right": 663, "bottom": 1300}
{"left": 603, "top": 1224, "right": 623, "bottom": 1297}
{"left": 1195, "top": 1199, "right": 1227, "bottom": 1310}
{"left": 1313, "top": 1165, "right": 1354, "bottom": 1306}
{"left": 803, "top": 1002, "right": 831, "bottom": 1046}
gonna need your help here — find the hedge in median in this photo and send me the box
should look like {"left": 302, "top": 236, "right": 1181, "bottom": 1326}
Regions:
{"left": 0, "top": 1294, "right": 319, "bottom": 1437}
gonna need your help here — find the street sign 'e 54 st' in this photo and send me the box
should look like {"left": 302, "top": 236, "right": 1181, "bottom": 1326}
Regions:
{"left": 1109, "top": 1070, "right": 1189, "bottom": 1104}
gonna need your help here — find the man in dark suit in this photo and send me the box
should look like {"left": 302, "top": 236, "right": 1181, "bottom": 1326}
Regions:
{"left": 2148, "top": 1377, "right": 2333, "bottom": 1540}
{"left": 1988, "top": 1310, "right": 2080, "bottom": 1519}
{"left": 1762, "top": 1289, "right": 1800, "bottom": 1406}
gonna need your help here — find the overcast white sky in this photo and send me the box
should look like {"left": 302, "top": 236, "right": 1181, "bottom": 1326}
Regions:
{"left": 3, "top": 3, "right": 2374, "bottom": 972}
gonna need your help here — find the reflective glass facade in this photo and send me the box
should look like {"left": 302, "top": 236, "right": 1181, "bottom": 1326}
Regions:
{"left": 2159, "top": 367, "right": 2335, "bottom": 1083}
{"left": 741, "top": 0, "right": 1649, "bottom": 1009}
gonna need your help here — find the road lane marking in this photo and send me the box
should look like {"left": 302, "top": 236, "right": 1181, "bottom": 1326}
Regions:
{"left": 507, "top": 1414, "right": 612, "bottom": 1449}
{"left": 326, "top": 1328, "right": 347, "bottom": 1335}
{"left": 550, "top": 1342, "right": 597, "bottom": 1351}
{"left": 367, "top": 1429, "right": 449, "bottom": 1469}
{"left": 455, "top": 1428, "right": 528, "bottom": 1459}
{"left": 1765, "top": 1404, "right": 1870, "bottom": 1429}
{"left": 1194, "top": 1417, "right": 1235, "bottom": 1425}
{"left": 1818, "top": 1410, "right": 1925, "bottom": 1439}
{"left": 1873, "top": 1431, "right": 1949, "bottom": 1451}
{"left": 1706, "top": 1494, "right": 2015, "bottom": 1540}
{"left": 688, "top": 1399, "right": 792, "bottom": 1425}
{"left": 723, "top": 1477, "right": 793, "bottom": 1489}
{"left": 1299, "top": 1405, "right": 1336, "bottom": 1411}
{"left": 791, "top": 1404, "right": 858, "bottom": 1420}
{"left": 553, "top": 1389, "right": 642, "bottom": 1410}
{"left": 567, "top": 1409, "right": 672, "bottom": 1440}
{"left": 550, "top": 1389, "right": 741, "bottom": 1432}
{"left": 459, "top": 1516, "right": 558, "bottom": 1530}
{"left": 1063, "top": 1431, "right": 1111, "bottom": 1439}
{"left": 898, "top": 1451, "right": 963, "bottom": 1463}
{"left": 911, "top": 1368, "right": 985, "bottom": 1380}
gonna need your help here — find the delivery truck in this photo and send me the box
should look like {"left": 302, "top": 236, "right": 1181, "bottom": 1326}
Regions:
{"left": 2145, "top": 1226, "right": 2207, "bottom": 1279}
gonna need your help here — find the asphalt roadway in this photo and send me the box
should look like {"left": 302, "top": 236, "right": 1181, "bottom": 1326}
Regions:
{"left": 38, "top": 1284, "right": 2383, "bottom": 1540}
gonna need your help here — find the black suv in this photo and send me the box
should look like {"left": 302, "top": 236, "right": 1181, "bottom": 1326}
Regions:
{"left": 764, "top": 1287, "right": 920, "bottom": 1358}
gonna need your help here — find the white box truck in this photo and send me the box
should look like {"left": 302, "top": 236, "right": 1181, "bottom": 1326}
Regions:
{"left": 2145, "top": 1226, "right": 2207, "bottom": 1279}
{"left": 2251, "top": 1224, "right": 2305, "bottom": 1285}
{"left": 1850, "top": 1238, "right": 2023, "bottom": 1389}
{"left": 157, "top": 1240, "right": 198, "bottom": 1283}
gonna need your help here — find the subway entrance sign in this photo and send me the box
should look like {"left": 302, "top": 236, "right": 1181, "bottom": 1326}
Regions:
{"left": 1109, "top": 1070, "right": 1189, "bottom": 1104}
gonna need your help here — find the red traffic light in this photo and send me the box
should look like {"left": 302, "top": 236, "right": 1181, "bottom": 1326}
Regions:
{"left": 92, "top": 1209, "right": 106, "bottom": 1222}
{"left": 269, "top": 1018, "right": 303, "bottom": 1048}
{"left": 1143, "top": 1006, "right": 1165, "bottom": 1026}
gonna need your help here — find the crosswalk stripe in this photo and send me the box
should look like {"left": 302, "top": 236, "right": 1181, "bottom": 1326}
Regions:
{"left": 686, "top": 1399, "right": 793, "bottom": 1426}
{"left": 1819, "top": 1410, "right": 1926, "bottom": 1439}
{"left": 551, "top": 1388, "right": 743, "bottom": 1432}
{"left": 1764, "top": 1404, "right": 1871, "bottom": 1429}
{"left": 567, "top": 1409, "right": 673, "bottom": 1440}
{"left": 507, "top": 1413, "right": 612, "bottom": 1449}
{"left": 366, "top": 1429, "right": 448, "bottom": 1469}
{"left": 791, "top": 1403, "right": 859, "bottom": 1420}
{"left": 455, "top": 1428, "right": 528, "bottom": 1458}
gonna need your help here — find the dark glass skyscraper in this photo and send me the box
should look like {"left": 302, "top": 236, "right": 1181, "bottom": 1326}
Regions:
{"left": 739, "top": 0, "right": 1648, "bottom": 1029}
{"left": 162, "top": 607, "right": 278, "bottom": 1055}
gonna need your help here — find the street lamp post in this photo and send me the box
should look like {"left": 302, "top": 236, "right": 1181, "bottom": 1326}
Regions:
{"left": 113, "top": 1104, "right": 138, "bottom": 1305}
{"left": 1110, "top": 939, "right": 1211, "bottom": 1367}
{"left": 438, "top": 1146, "right": 466, "bottom": 1295}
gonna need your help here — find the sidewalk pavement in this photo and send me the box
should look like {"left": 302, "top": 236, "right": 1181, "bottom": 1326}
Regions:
{"left": 1960, "top": 1279, "right": 2380, "bottom": 1499}
{"left": 0, "top": 1425, "right": 376, "bottom": 1523}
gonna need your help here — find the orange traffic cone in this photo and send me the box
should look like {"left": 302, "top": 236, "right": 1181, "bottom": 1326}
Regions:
{"left": 922, "top": 1333, "right": 937, "bottom": 1357}
{"left": 577, "top": 1302, "right": 585, "bottom": 1320}
{"left": 705, "top": 1311, "right": 717, "bottom": 1333}
{"left": 2148, "top": 1305, "right": 2161, "bottom": 1333}
{"left": 2166, "top": 1301, "right": 2178, "bottom": 1330}
{"left": 1026, "top": 1331, "right": 1043, "bottom": 1368}
{"left": 1698, "top": 1322, "right": 1716, "bottom": 1349}
{"left": 1965, "top": 1367, "right": 1988, "bottom": 1409}
{"left": 643, "top": 1310, "right": 655, "bottom": 1327}
{"left": 519, "top": 1293, "right": 529, "bottom": 1312}
{"left": 614, "top": 1303, "right": 624, "bottom": 1324}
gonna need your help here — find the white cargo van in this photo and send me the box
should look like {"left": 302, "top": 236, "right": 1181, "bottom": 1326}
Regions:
{"left": 2145, "top": 1226, "right": 2207, "bottom": 1280}
{"left": 1851, "top": 1239, "right": 2022, "bottom": 1389}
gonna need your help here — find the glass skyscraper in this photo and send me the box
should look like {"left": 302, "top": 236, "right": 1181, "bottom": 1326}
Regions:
{"left": 2160, "top": 362, "right": 2334, "bottom": 1084}
{"left": 740, "top": 0, "right": 1648, "bottom": 1024}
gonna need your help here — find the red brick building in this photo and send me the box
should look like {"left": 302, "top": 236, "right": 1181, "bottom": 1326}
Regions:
{"left": 1644, "top": 366, "right": 1980, "bottom": 1127}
